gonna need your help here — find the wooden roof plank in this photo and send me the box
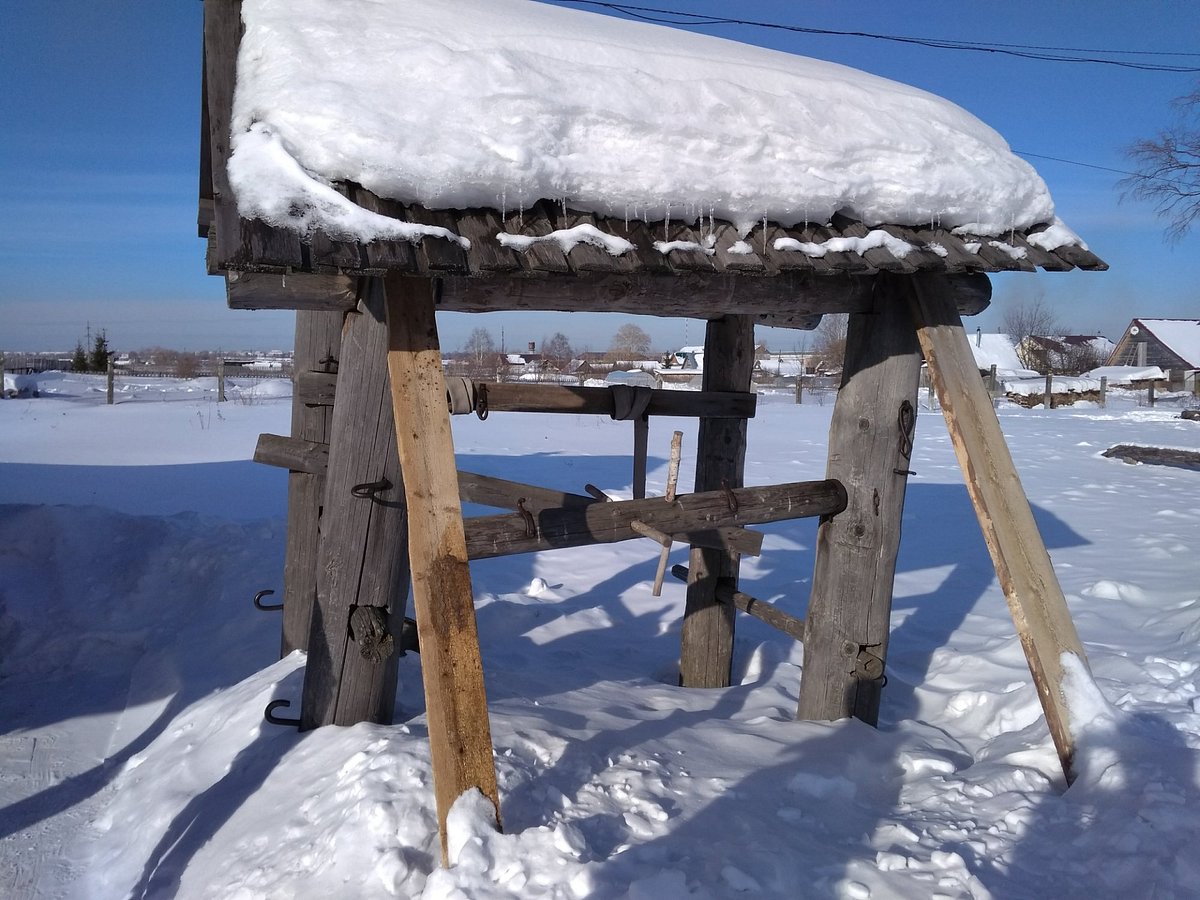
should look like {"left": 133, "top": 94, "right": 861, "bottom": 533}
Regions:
{"left": 877, "top": 224, "right": 950, "bottom": 272}
{"left": 499, "top": 200, "right": 572, "bottom": 274}
{"left": 405, "top": 205, "right": 470, "bottom": 274}
{"left": 351, "top": 188, "right": 420, "bottom": 275}
{"left": 655, "top": 220, "right": 718, "bottom": 273}
{"left": 621, "top": 219, "right": 674, "bottom": 276}
{"left": 454, "top": 209, "right": 524, "bottom": 275}
{"left": 762, "top": 223, "right": 825, "bottom": 274}
{"left": 711, "top": 221, "right": 772, "bottom": 274}
{"left": 958, "top": 233, "right": 1033, "bottom": 272}
{"left": 908, "top": 228, "right": 984, "bottom": 274}
{"left": 555, "top": 209, "right": 639, "bottom": 275}
{"left": 1008, "top": 232, "right": 1074, "bottom": 272}
{"left": 829, "top": 214, "right": 917, "bottom": 273}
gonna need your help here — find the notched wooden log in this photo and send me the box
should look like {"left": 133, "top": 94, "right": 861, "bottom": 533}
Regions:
{"left": 350, "top": 605, "right": 395, "bottom": 664}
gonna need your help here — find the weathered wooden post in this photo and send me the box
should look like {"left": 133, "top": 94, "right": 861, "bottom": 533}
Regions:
{"left": 798, "top": 278, "right": 922, "bottom": 723}
{"left": 794, "top": 373, "right": 803, "bottom": 404}
{"left": 1099, "top": 375, "right": 1108, "bottom": 408}
{"left": 907, "top": 273, "right": 1088, "bottom": 781}
{"left": 680, "top": 314, "right": 755, "bottom": 688}
{"left": 383, "top": 272, "right": 500, "bottom": 864}
{"left": 217, "top": 358, "right": 227, "bottom": 402}
{"left": 989, "top": 364, "right": 998, "bottom": 396}
{"left": 1148, "top": 381, "right": 1156, "bottom": 407}
{"left": 280, "top": 309, "right": 344, "bottom": 656}
{"left": 301, "top": 285, "right": 410, "bottom": 730}
{"left": 1043, "top": 372, "right": 1053, "bottom": 409}
{"left": 106, "top": 359, "right": 115, "bottom": 405}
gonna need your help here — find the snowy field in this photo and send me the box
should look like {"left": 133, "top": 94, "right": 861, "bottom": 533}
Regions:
{"left": 2, "top": 371, "right": 1199, "bottom": 899}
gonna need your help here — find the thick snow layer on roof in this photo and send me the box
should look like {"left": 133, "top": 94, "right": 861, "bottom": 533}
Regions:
{"left": 967, "top": 333, "right": 1038, "bottom": 378}
{"left": 1140, "top": 319, "right": 1200, "bottom": 368}
{"left": 229, "top": 0, "right": 1061, "bottom": 242}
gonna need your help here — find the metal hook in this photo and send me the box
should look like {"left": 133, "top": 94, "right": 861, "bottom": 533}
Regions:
{"left": 351, "top": 478, "right": 392, "bottom": 499}
{"left": 516, "top": 497, "right": 536, "bottom": 537}
{"left": 253, "top": 589, "right": 283, "bottom": 611}
{"left": 264, "top": 699, "right": 301, "bottom": 728}
{"left": 474, "top": 382, "right": 489, "bottom": 420}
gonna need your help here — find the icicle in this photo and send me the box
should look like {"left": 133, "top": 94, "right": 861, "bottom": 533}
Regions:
{"left": 501, "top": 188, "right": 507, "bottom": 222}
{"left": 762, "top": 216, "right": 768, "bottom": 255}
{"left": 624, "top": 204, "right": 629, "bottom": 233}
{"left": 664, "top": 203, "right": 670, "bottom": 242}
{"left": 518, "top": 198, "right": 524, "bottom": 230}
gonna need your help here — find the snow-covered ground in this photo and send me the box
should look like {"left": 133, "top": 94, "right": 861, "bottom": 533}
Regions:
{"left": 2, "top": 372, "right": 1199, "bottom": 899}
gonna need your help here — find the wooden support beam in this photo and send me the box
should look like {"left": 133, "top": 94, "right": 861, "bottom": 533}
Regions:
{"left": 300, "top": 295, "right": 409, "bottom": 731}
{"left": 797, "top": 277, "right": 923, "bottom": 725}
{"left": 296, "top": 373, "right": 756, "bottom": 419}
{"left": 908, "top": 272, "right": 1088, "bottom": 782}
{"left": 254, "top": 433, "right": 329, "bottom": 475}
{"left": 383, "top": 274, "right": 500, "bottom": 864}
{"left": 254, "top": 436, "right": 768, "bottom": 558}
{"left": 680, "top": 315, "right": 756, "bottom": 688}
{"left": 227, "top": 271, "right": 359, "bottom": 312}
{"left": 458, "top": 471, "right": 596, "bottom": 511}
{"left": 224, "top": 269, "right": 993, "bottom": 321}
{"left": 464, "top": 479, "right": 843, "bottom": 560}
{"left": 672, "top": 565, "right": 806, "bottom": 642}
{"left": 279, "top": 311, "right": 343, "bottom": 656}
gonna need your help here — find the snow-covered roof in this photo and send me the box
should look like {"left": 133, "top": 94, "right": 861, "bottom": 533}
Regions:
{"left": 1138, "top": 319, "right": 1200, "bottom": 368}
{"left": 230, "top": 0, "right": 1071, "bottom": 243}
{"left": 201, "top": 0, "right": 1106, "bottom": 298}
{"left": 968, "top": 333, "right": 1038, "bottom": 378}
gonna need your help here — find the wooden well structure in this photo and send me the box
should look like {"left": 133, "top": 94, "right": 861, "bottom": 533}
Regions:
{"left": 201, "top": 0, "right": 1107, "bottom": 863}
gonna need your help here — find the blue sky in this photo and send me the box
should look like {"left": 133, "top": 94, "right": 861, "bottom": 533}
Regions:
{"left": 1, "top": 0, "right": 1196, "bottom": 353}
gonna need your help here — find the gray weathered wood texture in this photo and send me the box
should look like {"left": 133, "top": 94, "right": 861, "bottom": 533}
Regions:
{"left": 1102, "top": 444, "right": 1200, "bottom": 470}
{"left": 280, "top": 310, "right": 343, "bottom": 656}
{"left": 680, "top": 315, "right": 756, "bottom": 688}
{"left": 672, "top": 565, "right": 806, "bottom": 642}
{"left": 383, "top": 274, "right": 501, "bottom": 864}
{"left": 796, "top": 277, "right": 923, "bottom": 724}
{"left": 299, "top": 292, "right": 409, "bottom": 730}
{"left": 464, "top": 479, "right": 844, "bottom": 559}
{"left": 908, "top": 273, "right": 1088, "bottom": 781}
{"left": 296, "top": 374, "right": 756, "bottom": 419}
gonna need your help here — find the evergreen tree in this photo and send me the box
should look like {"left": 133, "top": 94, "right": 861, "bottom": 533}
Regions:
{"left": 71, "top": 341, "right": 89, "bottom": 373}
{"left": 89, "top": 331, "right": 111, "bottom": 372}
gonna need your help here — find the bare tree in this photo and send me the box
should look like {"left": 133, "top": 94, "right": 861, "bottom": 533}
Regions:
{"left": 812, "top": 314, "right": 848, "bottom": 373}
{"left": 610, "top": 323, "right": 652, "bottom": 358}
{"left": 541, "top": 332, "right": 573, "bottom": 369}
{"left": 463, "top": 327, "right": 495, "bottom": 362}
{"left": 1122, "top": 85, "right": 1200, "bottom": 242}
{"left": 1002, "top": 294, "right": 1060, "bottom": 371}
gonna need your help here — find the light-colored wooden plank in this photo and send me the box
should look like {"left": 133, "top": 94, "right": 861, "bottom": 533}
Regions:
{"left": 383, "top": 274, "right": 500, "bottom": 864}
{"left": 797, "top": 277, "right": 923, "bottom": 724}
{"left": 680, "top": 315, "right": 756, "bottom": 688}
{"left": 908, "top": 272, "right": 1088, "bottom": 782}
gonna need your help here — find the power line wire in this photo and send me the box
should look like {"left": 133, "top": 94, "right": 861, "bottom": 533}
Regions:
{"left": 553, "top": 2, "right": 1200, "bottom": 72}
{"left": 1013, "top": 150, "right": 1188, "bottom": 186}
